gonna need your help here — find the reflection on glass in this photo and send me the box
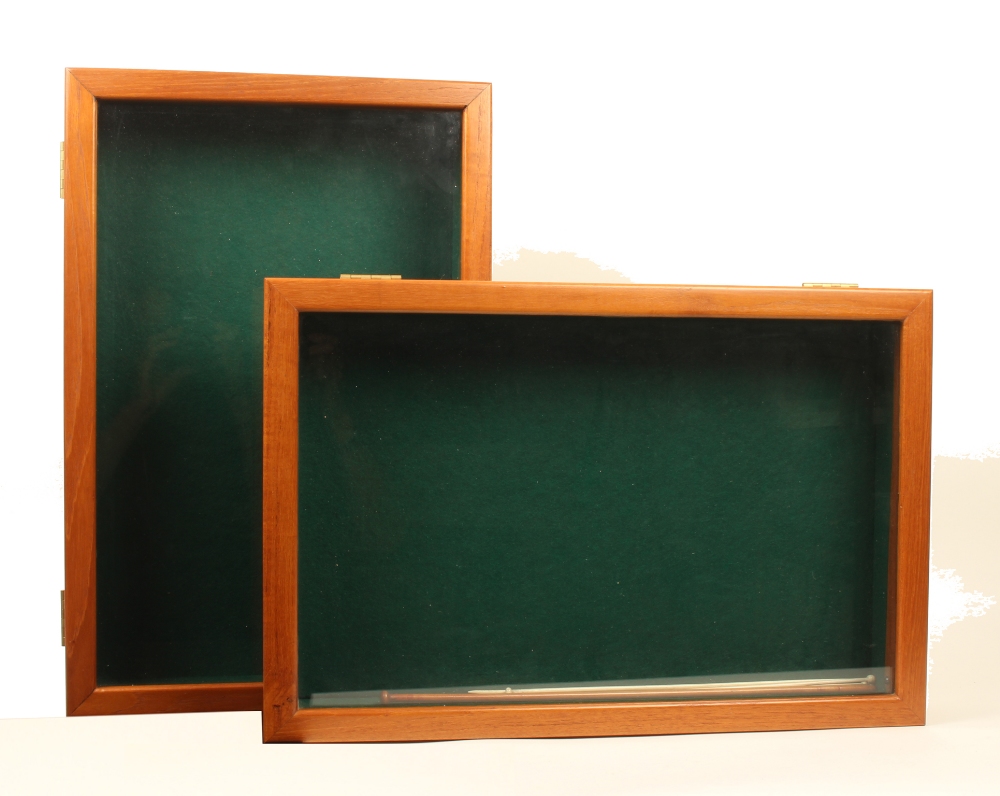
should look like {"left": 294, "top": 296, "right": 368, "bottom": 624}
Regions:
{"left": 296, "top": 314, "right": 898, "bottom": 709}
{"left": 302, "top": 668, "right": 892, "bottom": 708}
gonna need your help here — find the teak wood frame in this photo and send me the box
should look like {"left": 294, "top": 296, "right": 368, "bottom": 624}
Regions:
{"left": 262, "top": 279, "right": 932, "bottom": 742}
{"left": 63, "top": 68, "right": 492, "bottom": 717}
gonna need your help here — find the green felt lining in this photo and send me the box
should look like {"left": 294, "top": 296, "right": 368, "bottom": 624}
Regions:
{"left": 95, "top": 101, "right": 462, "bottom": 686}
{"left": 297, "top": 314, "right": 896, "bottom": 697}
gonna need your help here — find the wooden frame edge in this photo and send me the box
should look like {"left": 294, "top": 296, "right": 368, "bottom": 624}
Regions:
{"left": 268, "top": 280, "right": 930, "bottom": 319}
{"left": 262, "top": 280, "right": 932, "bottom": 742}
{"left": 263, "top": 281, "right": 301, "bottom": 740}
{"left": 267, "top": 695, "right": 925, "bottom": 743}
{"left": 67, "top": 68, "right": 489, "bottom": 107}
{"left": 461, "top": 85, "right": 492, "bottom": 280}
{"left": 70, "top": 682, "right": 262, "bottom": 716}
{"left": 64, "top": 69, "right": 98, "bottom": 716}
{"left": 891, "top": 295, "right": 933, "bottom": 723}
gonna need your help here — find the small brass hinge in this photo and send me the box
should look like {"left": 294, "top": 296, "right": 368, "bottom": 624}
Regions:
{"left": 340, "top": 274, "right": 402, "bottom": 280}
{"left": 60, "top": 142, "right": 65, "bottom": 199}
{"left": 802, "top": 283, "right": 859, "bottom": 289}
{"left": 60, "top": 590, "right": 66, "bottom": 646}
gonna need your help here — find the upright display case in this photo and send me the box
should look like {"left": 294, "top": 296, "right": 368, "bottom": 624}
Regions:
{"left": 63, "top": 69, "right": 491, "bottom": 716}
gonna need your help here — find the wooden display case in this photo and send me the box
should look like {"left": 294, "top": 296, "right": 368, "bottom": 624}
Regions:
{"left": 262, "top": 278, "right": 931, "bottom": 742}
{"left": 63, "top": 69, "right": 491, "bottom": 716}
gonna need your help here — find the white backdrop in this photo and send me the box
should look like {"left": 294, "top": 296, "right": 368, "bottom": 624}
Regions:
{"left": 1, "top": 0, "right": 998, "bottom": 727}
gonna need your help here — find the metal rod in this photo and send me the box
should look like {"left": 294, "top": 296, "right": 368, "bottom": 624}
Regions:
{"left": 380, "top": 674, "right": 878, "bottom": 704}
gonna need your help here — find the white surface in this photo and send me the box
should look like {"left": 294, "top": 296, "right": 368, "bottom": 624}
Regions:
{"left": 0, "top": 3, "right": 998, "bottom": 792}
{"left": 1, "top": 708, "right": 998, "bottom": 795}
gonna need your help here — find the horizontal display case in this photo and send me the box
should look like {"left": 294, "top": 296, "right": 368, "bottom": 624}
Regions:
{"left": 262, "top": 279, "right": 931, "bottom": 742}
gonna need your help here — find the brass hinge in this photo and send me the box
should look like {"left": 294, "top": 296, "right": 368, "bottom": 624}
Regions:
{"left": 60, "top": 590, "right": 66, "bottom": 646}
{"left": 60, "top": 142, "right": 65, "bottom": 199}
{"left": 340, "top": 274, "right": 402, "bottom": 280}
{"left": 802, "top": 283, "right": 859, "bottom": 289}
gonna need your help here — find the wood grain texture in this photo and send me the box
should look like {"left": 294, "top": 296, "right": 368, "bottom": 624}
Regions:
{"left": 262, "top": 282, "right": 301, "bottom": 741}
{"left": 64, "top": 70, "right": 98, "bottom": 717}
{"left": 461, "top": 85, "right": 492, "bottom": 280}
{"left": 262, "top": 278, "right": 933, "bottom": 742}
{"left": 270, "top": 279, "right": 928, "bottom": 319}
{"left": 70, "top": 683, "right": 262, "bottom": 716}
{"left": 68, "top": 68, "right": 488, "bottom": 108}
{"left": 268, "top": 694, "right": 922, "bottom": 743}
{"left": 64, "top": 68, "right": 491, "bottom": 717}
{"left": 892, "top": 295, "right": 933, "bottom": 723}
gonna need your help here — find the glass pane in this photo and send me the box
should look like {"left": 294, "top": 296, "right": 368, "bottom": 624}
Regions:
{"left": 297, "top": 314, "right": 897, "bottom": 707}
{"left": 96, "top": 102, "right": 462, "bottom": 686}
